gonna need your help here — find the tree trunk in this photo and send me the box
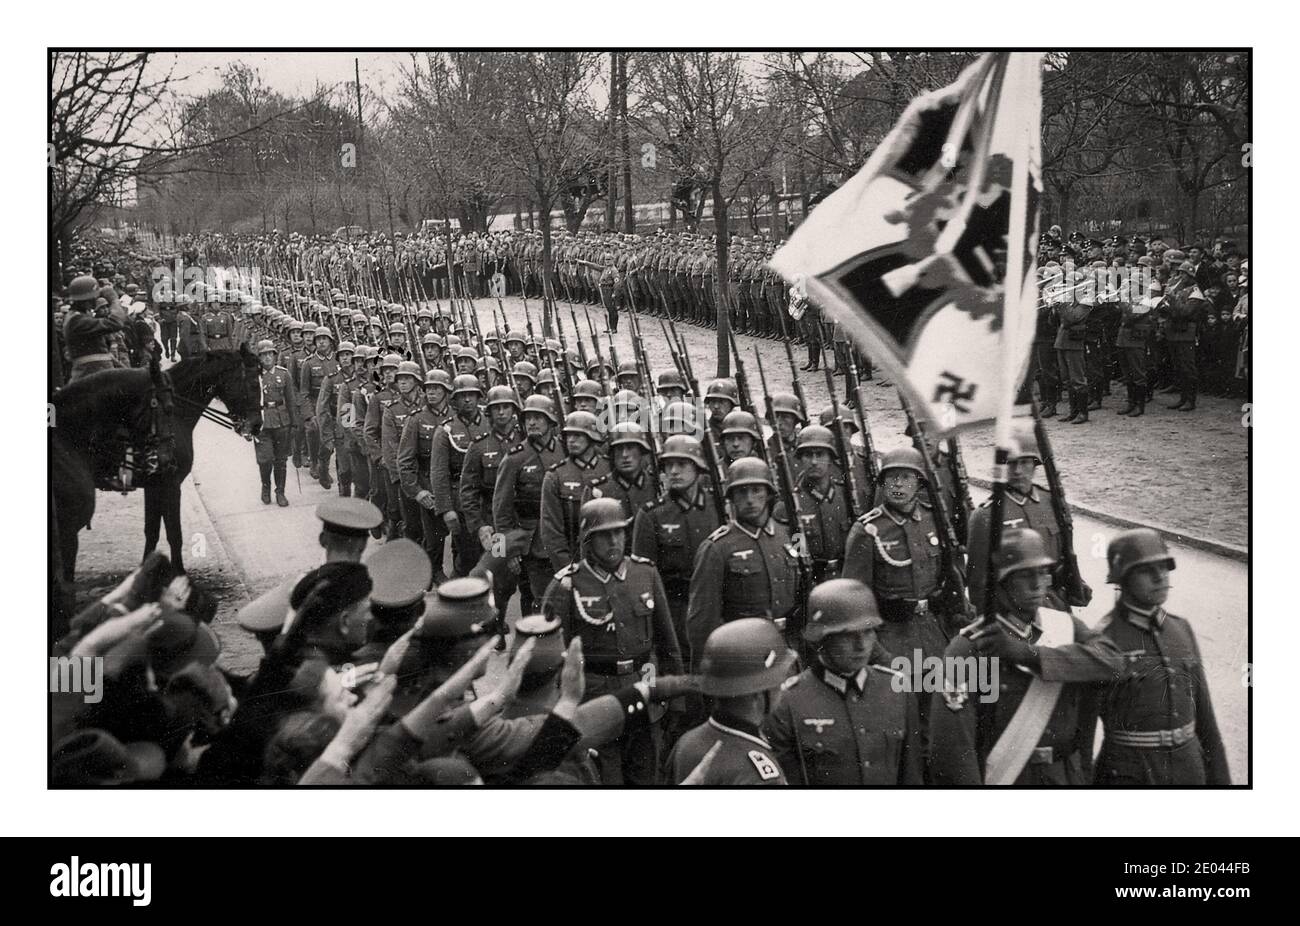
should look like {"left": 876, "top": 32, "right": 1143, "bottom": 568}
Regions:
{"left": 540, "top": 209, "right": 555, "bottom": 336}
{"left": 713, "top": 179, "right": 730, "bottom": 378}
{"left": 620, "top": 53, "right": 633, "bottom": 234}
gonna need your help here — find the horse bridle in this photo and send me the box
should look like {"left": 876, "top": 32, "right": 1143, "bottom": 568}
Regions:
{"left": 172, "top": 359, "right": 258, "bottom": 433}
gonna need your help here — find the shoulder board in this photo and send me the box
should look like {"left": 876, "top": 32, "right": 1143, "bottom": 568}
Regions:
{"left": 590, "top": 472, "right": 610, "bottom": 485}
{"left": 642, "top": 498, "right": 659, "bottom": 511}
{"left": 506, "top": 443, "right": 528, "bottom": 456}
{"left": 628, "top": 554, "right": 652, "bottom": 566}
{"left": 1033, "top": 482, "right": 1051, "bottom": 494}
{"left": 871, "top": 664, "right": 907, "bottom": 682}
{"left": 746, "top": 749, "right": 781, "bottom": 781}
{"left": 860, "top": 506, "right": 884, "bottom": 522}
{"left": 274, "top": 364, "right": 287, "bottom": 372}
{"left": 546, "top": 459, "right": 566, "bottom": 472}
{"left": 706, "top": 524, "right": 731, "bottom": 543}
{"left": 553, "top": 563, "right": 580, "bottom": 581}
{"left": 780, "top": 674, "right": 802, "bottom": 692}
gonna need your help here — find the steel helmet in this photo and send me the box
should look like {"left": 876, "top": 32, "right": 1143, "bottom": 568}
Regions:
{"left": 395, "top": 360, "right": 422, "bottom": 379}
{"left": 1007, "top": 428, "right": 1042, "bottom": 465}
{"left": 818, "top": 406, "right": 856, "bottom": 432}
{"left": 704, "top": 379, "right": 739, "bottom": 405}
{"left": 388, "top": 323, "right": 407, "bottom": 337}
{"left": 336, "top": 341, "right": 357, "bottom": 357}
{"left": 535, "top": 368, "right": 557, "bottom": 388}
{"left": 721, "top": 410, "right": 762, "bottom": 440}
{"left": 421, "top": 333, "right": 445, "bottom": 348}
{"left": 1105, "top": 528, "right": 1176, "bottom": 585}
{"left": 698, "top": 618, "right": 797, "bottom": 697}
{"left": 67, "top": 275, "right": 99, "bottom": 302}
{"left": 424, "top": 369, "right": 453, "bottom": 390}
{"left": 661, "top": 400, "right": 702, "bottom": 436}
{"left": 485, "top": 385, "right": 521, "bottom": 410}
{"left": 456, "top": 347, "right": 480, "bottom": 364}
{"left": 416, "top": 307, "right": 435, "bottom": 321}
{"left": 608, "top": 422, "right": 652, "bottom": 452}
{"left": 612, "top": 389, "right": 641, "bottom": 410}
{"left": 287, "top": 320, "right": 305, "bottom": 333}
{"left": 504, "top": 331, "right": 527, "bottom": 347}
{"left": 452, "top": 373, "right": 483, "bottom": 397}
{"left": 522, "top": 394, "right": 559, "bottom": 425}
{"left": 380, "top": 352, "right": 403, "bottom": 370}
{"left": 656, "top": 370, "right": 686, "bottom": 393}
{"left": 578, "top": 497, "right": 632, "bottom": 542}
{"left": 573, "top": 379, "right": 604, "bottom": 400}
{"left": 795, "top": 425, "right": 837, "bottom": 455}
{"left": 354, "top": 344, "right": 376, "bottom": 361}
{"left": 878, "top": 447, "right": 926, "bottom": 480}
{"left": 616, "top": 361, "right": 640, "bottom": 379}
{"left": 562, "top": 410, "right": 604, "bottom": 442}
{"left": 725, "top": 457, "right": 775, "bottom": 495}
{"left": 512, "top": 361, "right": 538, "bottom": 383}
{"left": 803, "top": 579, "right": 883, "bottom": 643}
{"left": 255, "top": 339, "right": 277, "bottom": 356}
{"left": 314, "top": 325, "right": 335, "bottom": 341}
{"left": 659, "top": 435, "right": 707, "bottom": 470}
{"left": 772, "top": 392, "right": 806, "bottom": 424}
{"left": 350, "top": 310, "right": 368, "bottom": 324}
{"left": 994, "top": 528, "right": 1057, "bottom": 581}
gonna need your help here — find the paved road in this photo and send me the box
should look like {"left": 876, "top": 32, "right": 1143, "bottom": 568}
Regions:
{"left": 190, "top": 403, "right": 1248, "bottom": 783}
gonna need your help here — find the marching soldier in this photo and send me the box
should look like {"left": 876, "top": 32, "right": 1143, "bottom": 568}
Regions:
{"left": 299, "top": 325, "right": 339, "bottom": 483}
{"left": 383, "top": 360, "right": 426, "bottom": 544}
{"left": 966, "top": 428, "right": 1092, "bottom": 612}
{"left": 720, "top": 410, "right": 764, "bottom": 467}
{"left": 363, "top": 353, "right": 402, "bottom": 538}
{"left": 340, "top": 345, "right": 374, "bottom": 504}
{"left": 540, "top": 411, "right": 611, "bottom": 572}
{"left": 928, "top": 529, "right": 1101, "bottom": 786}
{"left": 493, "top": 395, "right": 565, "bottom": 604}
{"left": 666, "top": 618, "right": 795, "bottom": 785}
{"left": 253, "top": 339, "right": 300, "bottom": 507}
{"left": 315, "top": 340, "right": 356, "bottom": 494}
{"left": 584, "top": 423, "right": 658, "bottom": 542}
{"left": 766, "top": 579, "right": 923, "bottom": 785}
{"left": 686, "top": 458, "right": 802, "bottom": 668}
{"left": 461, "top": 385, "right": 524, "bottom": 635}
{"left": 703, "top": 379, "right": 739, "bottom": 448}
{"left": 791, "top": 425, "right": 854, "bottom": 585}
{"left": 284, "top": 320, "right": 310, "bottom": 467}
{"left": 631, "top": 435, "right": 720, "bottom": 668}
{"left": 430, "top": 374, "right": 490, "bottom": 580}
{"left": 397, "top": 368, "right": 454, "bottom": 569}
{"left": 542, "top": 498, "right": 683, "bottom": 784}
{"left": 200, "top": 294, "right": 238, "bottom": 352}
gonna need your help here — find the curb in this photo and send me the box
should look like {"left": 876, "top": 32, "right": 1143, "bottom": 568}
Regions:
{"left": 966, "top": 476, "right": 1248, "bottom": 563}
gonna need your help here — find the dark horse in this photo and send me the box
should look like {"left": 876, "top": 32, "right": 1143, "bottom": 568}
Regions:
{"left": 51, "top": 348, "right": 263, "bottom": 587}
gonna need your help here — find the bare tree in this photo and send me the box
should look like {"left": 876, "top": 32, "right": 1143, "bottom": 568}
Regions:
{"left": 633, "top": 52, "right": 790, "bottom": 374}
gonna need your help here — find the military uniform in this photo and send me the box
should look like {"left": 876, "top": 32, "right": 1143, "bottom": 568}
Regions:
{"left": 928, "top": 610, "right": 1100, "bottom": 786}
{"left": 966, "top": 486, "right": 1070, "bottom": 610}
{"left": 540, "top": 451, "right": 611, "bottom": 571}
{"left": 667, "top": 716, "right": 787, "bottom": 785}
{"left": 766, "top": 664, "right": 923, "bottom": 785}
{"left": 339, "top": 368, "right": 371, "bottom": 501}
{"left": 383, "top": 391, "right": 425, "bottom": 543}
{"left": 431, "top": 409, "right": 490, "bottom": 577}
{"left": 582, "top": 468, "right": 658, "bottom": 545}
{"left": 363, "top": 383, "right": 398, "bottom": 532}
{"left": 255, "top": 363, "right": 300, "bottom": 498}
{"left": 201, "top": 304, "right": 238, "bottom": 352}
{"left": 842, "top": 504, "right": 951, "bottom": 658}
{"left": 493, "top": 434, "right": 565, "bottom": 601}
{"left": 62, "top": 310, "right": 123, "bottom": 381}
{"left": 630, "top": 483, "right": 720, "bottom": 662}
{"left": 316, "top": 364, "right": 356, "bottom": 494}
{"left": 299, "top": 351, "right": 339, "bottom": 476}
{"left": 685, "top": 518, "right": 801, "bottom": 669}
{"left": 792, "top": 474, "right": 854, "bottom": 585}
{"left": 1032, "top": 602, "right": 1230, "bottom": 785}
{"left": 542, "top": 555, "right": 682, "bottom": 784}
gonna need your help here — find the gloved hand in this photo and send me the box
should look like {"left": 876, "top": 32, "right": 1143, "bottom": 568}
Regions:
{"left": 478, "top": 525, "right": 495, "bottom": 551}
{"left": 443, "top": 510, "right": 461, "bottom": 531}
{"left": 969, "top": 622, "right": 1039, "bottom": 667}
{"left": 416, "top": 489, "right": 436, "bottom": 510}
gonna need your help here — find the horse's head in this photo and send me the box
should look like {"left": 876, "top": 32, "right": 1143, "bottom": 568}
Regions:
{"left": 213, "top": 344, "right": 264, "bottom": 438}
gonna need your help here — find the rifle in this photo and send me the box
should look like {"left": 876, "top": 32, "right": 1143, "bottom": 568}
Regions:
{"left": 1032, "top": 398, "right": 1090, "bottom": 607}
{"left": 820, "top": 356, "right": 863, "bottom": 520}
{"left": 668, "top": 317, "right": 696, "bottom": 389}
{"left": 583, "top": 305, "right": 612, "bottom": 395}
{"left": 898, "top": 391, "right": 971, "bottom": 622}
{"left": 674, "top": 337, "right": 728, "bottom": 524}
{"left": 844, "top": 354, "right": 880, "bottom": 492}
{"left": 945, "top": 433, "right": 974, "bottom": 545}
{"left": 753, "top": 344, "right": 813, "bottom": 606}
{"left": 781, "top": 335, "right": 810, "bottom": 422}
{"left": 568, "top": 301, "right": 590, "bottom": 376}
{"left": 522, "top": 298, "right": 541, "bottom": 366}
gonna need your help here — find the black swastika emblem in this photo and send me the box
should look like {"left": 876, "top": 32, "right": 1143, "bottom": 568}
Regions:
{"left": 934, "top": 372, "right": 976, "bottom": 412}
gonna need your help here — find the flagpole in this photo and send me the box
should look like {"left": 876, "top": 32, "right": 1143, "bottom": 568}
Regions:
{"left": 982, "top": 52, "right": 1042, "bottom": 622}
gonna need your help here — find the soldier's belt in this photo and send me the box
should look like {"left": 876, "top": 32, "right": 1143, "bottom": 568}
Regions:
{"left": 586, "top": 654, "right": 645, "bottom": 677}
{"left": 1106, "top": 722, "right": 1196, "bottom": 749}
{"left": 880, "top": 598, "right": 929, "bottom": 622}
